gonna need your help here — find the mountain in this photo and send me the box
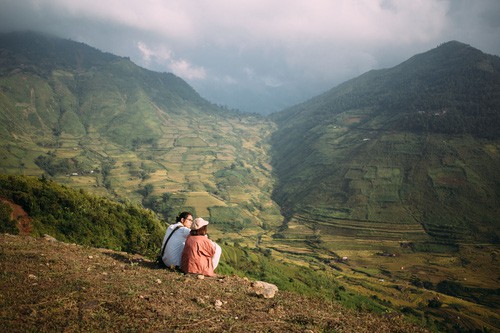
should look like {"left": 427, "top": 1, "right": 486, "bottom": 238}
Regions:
{"left": 2, "top": 174, "right": 498, "bottom": 332}
{"left": 0, "top": 31, "right": 283, "bottom": 247}
{"left": 270, "top": 41, "right": 500, "bottom": 245}
{"left": 1, "top": 33, "right": 499, "bottom": 331}
{"left": 0, "top": 31, "right": 218, "bottom": 143}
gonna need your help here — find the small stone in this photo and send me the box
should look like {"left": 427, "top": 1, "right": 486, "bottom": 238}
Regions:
{"left": 43, "top": 234, "right": 57, "bottom": 242}
{"left": 252, "top": 281, "right": 278, "bottom": 299}
{"left": 156, "top": 279, "right": 162, "bottom": 284}
{"left": 197, "top": 274, "right": 205, "bottom": 280}
{"left": 88, "top": 255, "right": 93, "bottom": 259}
{"left": 28, "top": 274, "right": 37, "bottom": 280}
{"left": 214, "top": 299, "right": 223, "bottom": 308}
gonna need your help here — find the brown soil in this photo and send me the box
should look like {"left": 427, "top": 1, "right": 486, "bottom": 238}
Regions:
{"left": 0, "top": 198, "right": 32, "bottom": 235}
{"left": 0, "top": 234, "right": 429, "bottom": 333}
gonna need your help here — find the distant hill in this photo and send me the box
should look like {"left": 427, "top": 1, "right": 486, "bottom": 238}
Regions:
{"left": 270, "top": 41, "right": 500, "bottom": 245}
{"left": 0, "top": 31, "right": 282, "bottom": 245}
{"left": 1, "top": 33, "right": 500, "bottom": 332}
{"left": 0, "top": 31, "right": 219, "bottom": 144}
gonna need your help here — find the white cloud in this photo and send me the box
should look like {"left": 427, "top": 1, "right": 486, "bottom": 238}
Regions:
{"left": 169, "top": 59, "right": 206, "bottom": 80}
{"left": 40, "top": 0, "right": 196, "bottom": 41}
{"left": 136, "top": 41, "right": 205, "bottom": 80}
{"left": 1, "top": 0, "right": 499, "bottom": 113}
{"left": 137, "top": 42, "right": 172, "bottom": 63}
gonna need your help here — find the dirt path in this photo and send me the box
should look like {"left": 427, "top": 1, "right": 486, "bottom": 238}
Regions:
{"left": 0, "top": 197, "right": 32, "bottom": 235}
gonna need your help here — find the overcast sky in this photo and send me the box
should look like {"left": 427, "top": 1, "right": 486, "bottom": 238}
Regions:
{"left": 1, "top": 0, "right": 499, "bottom": 114}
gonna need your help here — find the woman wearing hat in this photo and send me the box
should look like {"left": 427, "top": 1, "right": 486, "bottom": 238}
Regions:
{"left": 181, "top": 217, "right": 221, "bottom": 276}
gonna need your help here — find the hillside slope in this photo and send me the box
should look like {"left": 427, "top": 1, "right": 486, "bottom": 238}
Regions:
{"left": 1, "top": 33, "right": 499, "bottom": 332}
{"left": 270, "top": 41, "right": 500, "bottom": 246}
{"left": 0, "top": 31, "right": 282, "bottom": 246}
{"left": 0, "top": 233, "right": 430, "bottom": 333}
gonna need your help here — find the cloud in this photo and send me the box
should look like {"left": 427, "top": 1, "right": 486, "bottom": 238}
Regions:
{"left": 39, "top": 0, "right": 195, "bottom": 41}
{"left": 137, "top": 42, "right": 172, "bottom": 63}
{"left": 0, "top": 0, "right": 499, "bottom": 113}
{"left": 262, "top": 76, "right": 283, "bottom": 88}
{"left": 169, "top": 59, "right": 206, "bottom": 80}
{"left": 136, "top": 41, "right": 205, "bottom": 80}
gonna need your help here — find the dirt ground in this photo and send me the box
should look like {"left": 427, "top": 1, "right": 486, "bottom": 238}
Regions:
{"left": 1, "top": 198, "right": 32, "bottom": 235}
{"left": 0, "top": 234, "right": 429, "bottom": 333}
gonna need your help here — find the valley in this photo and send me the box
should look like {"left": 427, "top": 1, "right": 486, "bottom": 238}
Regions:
{"left": 0, "top": 32, "right": 499, "bottom": 332}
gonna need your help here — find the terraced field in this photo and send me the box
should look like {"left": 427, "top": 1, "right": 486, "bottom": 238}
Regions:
{"left": 0, "top": 108, "right": 282, "bottom": 248}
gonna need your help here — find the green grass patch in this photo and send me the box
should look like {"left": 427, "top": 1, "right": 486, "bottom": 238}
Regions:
{"left": 208, "top": 206, "right": 251, "bottom": 232}
{"left": 409, "top": 242, "right": 459, "bottom": 253}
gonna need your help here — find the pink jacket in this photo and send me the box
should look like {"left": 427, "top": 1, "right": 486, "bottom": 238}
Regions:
{"left": 181, "top": 235, "right": 216, "bottom": 276}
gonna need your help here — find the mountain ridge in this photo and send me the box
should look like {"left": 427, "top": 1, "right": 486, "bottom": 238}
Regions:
{"left": 0, "top": 30, "right": 283, "bottom": 247}
{"left": 270, "top": 40, "right": 499, "bottom": 245}
{"left": 1, "top": 31, "right": 499, "bottom": 332}
{"left": 272, "top": 40, "right": 500, "bottom": 137}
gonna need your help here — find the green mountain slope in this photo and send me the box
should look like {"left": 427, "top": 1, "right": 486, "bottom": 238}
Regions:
{"left": 0, "top": 174, "right": 164, "bottom": 256}
{"left": 0, "top": 31, "right": 216, "bottom": 144}
{"left": 2, "top": 174, "right": 498, "bottom": 332}
{"left": 1, "top": 33, "right": 499, "bottom": 332}
{"left": 270, "top": 41, "right": 500, "bottom": 245}
{"left": 0, "top": 31, "right": 282, "bottom": 246}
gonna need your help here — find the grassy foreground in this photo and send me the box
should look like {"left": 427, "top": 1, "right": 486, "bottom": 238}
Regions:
{"left": 0, "top": 234, "right": 431, "bottom": 333}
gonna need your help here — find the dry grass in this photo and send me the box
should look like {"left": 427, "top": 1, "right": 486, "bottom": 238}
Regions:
{"left": 0, "top": 234, "right": 430, "bottom": 333}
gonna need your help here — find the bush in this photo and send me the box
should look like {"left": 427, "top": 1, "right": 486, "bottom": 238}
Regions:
{"left": 0, "top": 201, "right": 18, "bottom": 234}
{"left": 0, "top": 174, "right": 164, "bottom": 257}
{"left": 427, "top": 298, "right": 442, "bottom": 308}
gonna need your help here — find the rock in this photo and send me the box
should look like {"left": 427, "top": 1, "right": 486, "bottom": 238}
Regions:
{"left": 252, "top": 281, "right": 278, "bottom": 299}
{"left": 43, "top": 234, "right": 57, "bottom": 242}
{"left": 214, "top": 299, "right": 223, "bottom": 308}
{"left": 197, "top": 274, "right": 205, "bottom": 280}
{"left": 156, "top": 279, "right": 162, "bottom": 284}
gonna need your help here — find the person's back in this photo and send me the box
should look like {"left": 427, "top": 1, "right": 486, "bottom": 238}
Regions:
{"left": 181, "top": 217, "right": 221, "bottom": 277}
{"left": 161, "top": 212, "right": 193, "bottom": 268}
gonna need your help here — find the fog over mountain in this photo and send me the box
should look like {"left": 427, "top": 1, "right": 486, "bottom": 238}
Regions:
{"left": 1, "top": 0, "right": 499, "bottom": 114}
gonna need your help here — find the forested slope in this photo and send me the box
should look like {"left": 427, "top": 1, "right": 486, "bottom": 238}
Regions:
{"left": 270, "top": 41, "right": 500, "bottom": 244}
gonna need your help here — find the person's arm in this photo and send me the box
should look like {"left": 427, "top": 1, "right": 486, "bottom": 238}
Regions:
{"left": 198, "top": 238, "right": 216, "bottom": 257}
